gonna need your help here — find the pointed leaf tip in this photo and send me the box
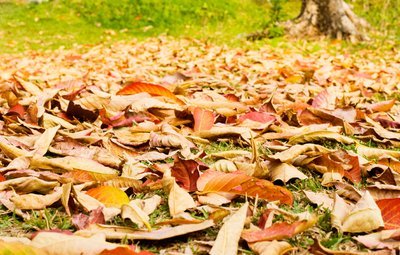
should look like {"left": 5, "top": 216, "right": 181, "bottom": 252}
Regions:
{"left": 116, "top": 81, "right": 184, "bottom": 105}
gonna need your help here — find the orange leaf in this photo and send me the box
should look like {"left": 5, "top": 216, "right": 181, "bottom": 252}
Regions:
{"left": 100, "top": 246, "right": 155, "bottom": 255}
{"left": 116, "top": 81, "right": 184, "bottom": 105}
{"left": 197, "top": 170, "right": 293, "bottom": 205}
{"left": 0, "top": 173, "right": 5, "bottom": 182}
{"left": 193, "top": 107, "right": 215, "bottom": 132}
{"left": 86, "top": 186, "right": 130, "bottom": 207}
{"left": 377, "top": 198, "right": 400, "bottom": 230}
{"left": 367, "top": 99, "right": 396, "bottom": 113}
{"left": 242, "top": 216, "right": 317, "bottom": 242}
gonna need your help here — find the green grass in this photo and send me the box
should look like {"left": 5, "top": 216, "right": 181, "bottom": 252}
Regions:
{"left": 1, "top": 0, "right": 399, "bottom": 53}
{"left": 0, "top": 207, "right": 74, "bottom": 236}
{"left": 0, "top": 0, "right": 284, "bottom": 53}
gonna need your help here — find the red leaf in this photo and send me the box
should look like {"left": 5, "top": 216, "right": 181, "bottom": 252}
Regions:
{"left": 257, "top": 209, "right": 274, "bottom": 229}
{"left": 72, "top": 207, "right": 105, "bottom": 230}
{"left": 197, "top": 170, "right": 293, "bottom": 205}
{"left": 242, "top": 216, "right": 316, "bottom": 243}
{"left": 100, "top": 246, "right": 155, "bottom": 255}
{"left": 0, "top": 174, "right": 5, "bottom": 182}
{"left": 116, "top": 81, "right": 184, "bottom": 105}
{"left": 343, "top": 152, "right": 361, "bottom": 183}
{"left": 238, "top": 111, "right": 276, "bottom": 124}
{"left": 7, "top": 103, "right": 26, "bottom": 118}
{"left": 99, "top": 109, "right": 153, "bottom": 128}
{"left": 171, "top": 157, "right": 201, "bottom": 192}
{"left": 242, "top": 221, "right": 299, "bottom": 242}
{"left": 192, "top": 107, "right": 214, "bottom": 132}
{"left": 377, "top": 198, "right": 400, "bottom": 229}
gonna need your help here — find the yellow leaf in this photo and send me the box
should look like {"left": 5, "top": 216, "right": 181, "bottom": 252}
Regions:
{"left": 0, "top": 240, "right": 47, "bottom": 255}
{"left": 86, "top": 186, "right": 130, "bottom": 208}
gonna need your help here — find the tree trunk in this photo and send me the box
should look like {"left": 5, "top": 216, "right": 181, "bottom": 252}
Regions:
{"left": 286, "top": 0, "right": 368, "bottom": 41}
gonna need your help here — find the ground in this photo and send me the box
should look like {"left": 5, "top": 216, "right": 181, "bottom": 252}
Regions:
{"left": 1, "top": 1, "right": 400, "bottom": 255}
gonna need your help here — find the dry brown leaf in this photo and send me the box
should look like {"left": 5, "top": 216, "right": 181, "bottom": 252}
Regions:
{"left": 248, "top": 240, "right": 293, "bottom": 255}
{"left": 75, "top": 220, "right": 214, "bottom": 240}
{"left": 210, "top": 202, "right": 248, "bottom": 255}
{"left": 0, "top": 177, "right": 59, "bottom": 194}
{"left": 121, "top": 203, "right": 152, "bottom": 231}
{"left": 332, "top": 191, "right": 384, "bottom": 233}
{"left": 162, "top": 172, "right": 196, "bottom": 217}
{"left": 354, "top": 229, "right": 400, "bottom": 249}
{"left": 268, "top": 161, "right": 307, "bottom": 183}
{"left": 30, "top": 156, "right": 119, "bottom": 180}
{"left": 288, "top": 130, "right": 354, "bottom": 145}
{"left": 303, "top": 190, "right": 334, "bottom": 210}
{"left": 356, "top": 144, "right": 400, "bottom": 160}
{"left": 269, "top": 144, "right": 333, "bottom": 163}
{"left": 32, "top": 125, "right": 60, "bottom": 157}
{"left": 31, "top": 232, "right": 121, "bottom": 255}
{"left": 11, "top": 188, "right": 62, "bottom": 210}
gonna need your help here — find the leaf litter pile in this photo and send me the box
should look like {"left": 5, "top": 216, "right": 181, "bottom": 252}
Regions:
{"left": 0, "top": 37, "right": 400, "bottom": 254}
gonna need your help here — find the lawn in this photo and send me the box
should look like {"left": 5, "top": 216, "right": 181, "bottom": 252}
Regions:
{"left": 0, "top": 0, "right": 400, "bottom": 254}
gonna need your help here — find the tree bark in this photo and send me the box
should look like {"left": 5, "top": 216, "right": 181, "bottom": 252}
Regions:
{"left": 286, "top": 0, "right": 368, "bottom": 41}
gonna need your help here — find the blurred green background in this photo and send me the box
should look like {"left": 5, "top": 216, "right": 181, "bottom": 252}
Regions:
{"left": 0, "top": 0, "right": 399, "bottom": 53}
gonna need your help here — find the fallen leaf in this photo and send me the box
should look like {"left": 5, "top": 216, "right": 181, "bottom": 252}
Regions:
{"left": 121, "top": 203, "right": 152, "bottom": 231}
{"left": 76, "top": 220, "right": 214, "bottom": 240}
{"left": 100, "top": 246, "right": 155, "bottom": 255}
{"left": 356, "top": 144, "right": 400, "bottom": 160}
{"left": 210, "top": 202, "right": 248, "bottom": 255}
{"left": 238, "top": 111, "right": 276, "bottom": 124}
{"left": 31, "top": 156, "right": 119, "bottom": 181}
{"left": 303, "top": 190, "right": 334, "bottom": 210}
{"left": 242, "top": 213, "right": 317, "bottom": 242}
{"left": 86, "top": 186, "right": 130, "bottom": 208}
{"left": 354, "top": 229, "right": 400, "bottom": 249}
{"left": 31, "top": 232, "right": 121, "bottom": 255}
{"left": 248, "top": 240, "right": 293, "bottom": 255}
{"left": 268, "top": 161, "right": 307, "bottom": 183}
{"left": 0, "top": 240, "right": 47, "bottom": 255}
{"left": 197, "top": 170, "right": 293, "bottom": 205}
{"left": 269, "top": 144, "right": 333, "bottom": 163}
{"left": 192, "top": 107, "right": 215, "bottom": 132}
{"left": 72, "top": 207, "right": 105, "bottom": 230}
{"left": 11, "top": 188, "right": 63, "bottom": 210}
{"left": 367, "top": 99, "right": 396, "bottom": 112}
{"left": 163, "top": 172, "right": 196, "bottom": 217}
{"left": 0, "top": 177, "right": 59, "bottom": 194}
{"left": 376, "top": 198, "right": 400, "bottom": 229}
{"left": 288, "top": 130, "right": 354, "bottom": 145}
{"left": 332, "top": 191, "right": 384, "bottom": 233}
{"left": 171, "top": 157, "right": 201, "bottom": 192}
{"left": 116, "top": 81, "right": 184, "bottom": 105}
